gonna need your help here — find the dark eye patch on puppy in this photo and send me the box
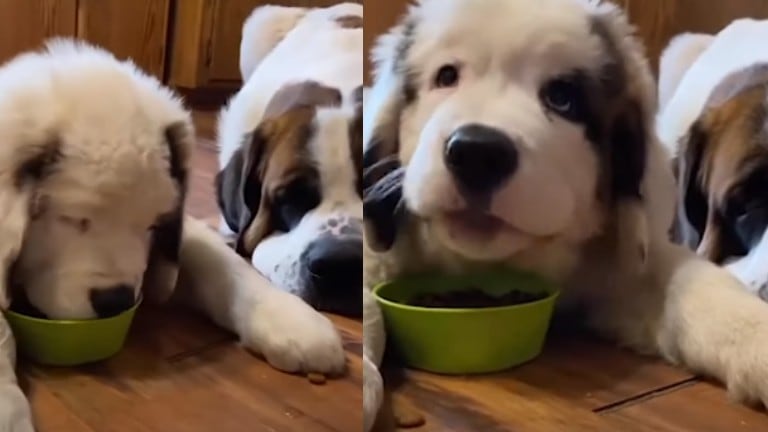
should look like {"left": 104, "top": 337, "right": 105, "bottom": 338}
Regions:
{"left": 270, "top": 172, "right": 322, "bottom": 232}
{"left": 720, "top": 165, "right": 768, "bottom": 255}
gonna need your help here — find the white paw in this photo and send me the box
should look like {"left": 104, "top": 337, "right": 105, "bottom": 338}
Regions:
{"left": 241, "top": 291, "right": 346, "bottom": 375}
{"left": 363, "top": 354, "right": 384, "bottom": 432}
{"left": 722, "top": 341, "right": 768, "bottom": 408}
{"left": 0, "top": 384, "right": 34, "bottom": 432}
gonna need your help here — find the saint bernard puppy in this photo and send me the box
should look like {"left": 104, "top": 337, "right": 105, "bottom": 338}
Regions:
{"left": 659, "top": 19, "right": 768, "bottom": 300}
{"left": 362, "top": 0, "right": 768, "bottom": 429}
{"left": 0, "top": 39, "right": 346, "bottom": 430}
{"left": 217, "top": 3, "right": 363, "bottom": 317}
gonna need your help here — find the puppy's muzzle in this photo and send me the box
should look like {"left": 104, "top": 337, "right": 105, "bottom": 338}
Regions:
{"left": 90, "top": 284, "right": 135, "bottom": 318}
{"left": 301, "top": 235, "right": 362, "bottom": 317}
{"left": 445, "top": 124, "right": 518, "bottom": 197}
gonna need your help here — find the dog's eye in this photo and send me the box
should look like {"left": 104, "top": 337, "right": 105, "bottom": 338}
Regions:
{"left": 433, "top": 65, "right": 460, "bottom": 88}
{"left": 541, "top": 78, "right": 582, "bottom": 119}
{"left": 272, "top": 177, "right": 321, "bottom": 232}
{"left": 58, "top": 215, "right": 91, "bottom": 233}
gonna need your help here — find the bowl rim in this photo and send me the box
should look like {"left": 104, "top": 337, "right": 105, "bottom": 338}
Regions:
{"left": 372, "top": 271, "right": 560, "bottom": 314}
{"left": 3, "top": 294, "right": 143, "bottom": 325}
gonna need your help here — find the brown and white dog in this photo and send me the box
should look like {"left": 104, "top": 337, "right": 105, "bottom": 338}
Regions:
{"left": 216, "top": 3, "right": 363, "bottom": 317}
{"left": 363, "top": 1, "right": 768, "bottom": 429}
{"left": 0, "top": 38, "right": 348, "bottom": 430}
{"left": 659, "top": 19, "right": 768, "bottom": 299}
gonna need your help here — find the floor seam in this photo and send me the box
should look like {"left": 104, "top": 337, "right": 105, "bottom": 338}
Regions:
{"left": 593, "top": 377, "right": 701, "bottom": 414}
{"left": 166, "top": 337, "right": 236, "bottom": 363}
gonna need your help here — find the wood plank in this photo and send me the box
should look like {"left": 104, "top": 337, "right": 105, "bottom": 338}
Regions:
{"left": 27, "top": 333, "right": 361, "bottom": 432}
{"left": 0, "top": 0, "right": 77, "bottom": 65}
{"left": 76, "top": 0, "right": 170, "bottom": 79}
{"left": 603, "top": 382, "right": 768, "bottom": 431}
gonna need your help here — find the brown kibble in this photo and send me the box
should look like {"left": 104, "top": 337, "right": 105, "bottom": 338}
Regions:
{"left": 307, "top": 372, "right": 327, "bottom": 385}
{"left": 395, "top": 411, "right": 425, "bottom": 429}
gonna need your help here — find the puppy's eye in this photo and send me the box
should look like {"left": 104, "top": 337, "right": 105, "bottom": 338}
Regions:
{"left": 272, "top": 177, "right": 321, "bottom": 232}
{"left": 541, "top": 78, "right": 583, "bottom": 120}
{"left": 58, "top": 216, "right": 91, "bottom": 233}
{"left": 433, "top": 65, "right": 460, "bottom": 88}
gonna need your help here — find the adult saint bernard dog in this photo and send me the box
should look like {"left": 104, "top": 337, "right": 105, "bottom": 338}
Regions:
{"left": 658, "top": 19, "right": 768, "bottom": 301}
{"left": 217, "top": 3, "right": 363, "bottom": 317}
{"left": 0, "top": 39, "right": 346, "bottom": 430}
{"left": 362, "top": 0, "right": 768, "bottom": 429}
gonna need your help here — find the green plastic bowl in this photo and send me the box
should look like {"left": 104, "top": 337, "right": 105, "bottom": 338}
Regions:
{"left": 3, "top": 297, "right": 141, "bottom": 367}
{"left": 373, "top": 269, "right": 559, "bottom": 374}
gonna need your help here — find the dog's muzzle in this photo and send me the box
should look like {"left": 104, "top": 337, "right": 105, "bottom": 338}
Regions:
{"left": 445, "top": 124, "right": 519, "bottom": 198}
{"left": 300, "top": 217, "right": 362, "bottom": 316}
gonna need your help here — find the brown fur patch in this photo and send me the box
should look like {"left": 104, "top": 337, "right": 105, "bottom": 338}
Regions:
{"left": 677, "top": 79, "right": 768, "bottom": 262}
{"left": 263, "top": 80, "right": 341, "bottom": 120}
{"left": 334, "top": 14, "right": 362, "bottom": 29}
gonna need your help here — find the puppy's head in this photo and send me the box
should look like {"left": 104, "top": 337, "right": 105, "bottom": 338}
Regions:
{"left": 675, "top": 64, "right": 768, "bottom": 295}
{"left": 364, "top": 0, "right": 656, "bottom": 276}
{"left": 0, "top": 39, "right": 192, "bottom": 319}
{"left": 217, "top": 81, "right": 363, "bottom": 316}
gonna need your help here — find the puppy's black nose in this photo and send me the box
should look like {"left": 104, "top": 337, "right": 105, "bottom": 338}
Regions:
{"left": 302, "top": 237, "right": 362, "bottom": 317}
{"left": 89, "top": 284, "right": 135, "bottom": 318}
{"left": 445, "top": 124, "right": 518, "bottom": 194}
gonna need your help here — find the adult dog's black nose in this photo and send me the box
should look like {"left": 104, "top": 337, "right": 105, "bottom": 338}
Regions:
{"left": 302, "top": 237, "right": 362, "bottom": 316}
{"left": 444, "top": 124, "right": 518, "bottom": 194}
{"left": 90, "top": 284, "right": 135, "bottom": 318}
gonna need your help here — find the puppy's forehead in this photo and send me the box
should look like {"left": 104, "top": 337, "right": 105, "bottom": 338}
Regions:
{"left": 408, "top": 0, "right": 604, "bottom": 72}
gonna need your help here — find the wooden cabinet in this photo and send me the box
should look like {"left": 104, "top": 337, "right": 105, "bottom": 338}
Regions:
{"left": 0, "top": 0, "right": 169, "bottom": 78}
{"left": 76, "top": 0, "right": 170, "bottom": 78}
{"left": 168, "top": 0, "right": 362, "bottom": 90}
{"left": 0, "top": 0, "right": 77, "bottom": 64}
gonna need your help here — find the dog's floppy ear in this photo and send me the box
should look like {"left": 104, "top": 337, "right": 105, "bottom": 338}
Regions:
{"left": 0, "top": 140, "right": 61, "bottom": 309}
{"left": 674, "top": 120, "right": 710, "bottom": 251}
{"left": 586, "top": 3, "right": 661, "bottom": 273}
{"left": 362, "top": 17, "right": 416, "bottom": 252}
{"left": 141, "top": 121, "right": 192, "bottom": 304}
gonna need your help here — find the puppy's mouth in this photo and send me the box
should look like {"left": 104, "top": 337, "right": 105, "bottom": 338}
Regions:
{"left": 439, "top": 210, "right": 525, "bottom": 241}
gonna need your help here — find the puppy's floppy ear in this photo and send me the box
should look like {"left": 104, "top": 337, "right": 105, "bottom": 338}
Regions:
{"left": 142, "top": 121, "right": 192, "bottom": 304}
{"left": 0, "top": 140, "right": 61, "bottom": 309}
{"left": 674, "top": 121, "right": 709, "bottom": 250}
{"left": 363, "top": 16, "right": 416, "bottom": 252}
{"left": 588, "top": 3, "right": 658, "bottom": 273}
{"left": 223, "top": 131, "right": 271, "bottom": 258}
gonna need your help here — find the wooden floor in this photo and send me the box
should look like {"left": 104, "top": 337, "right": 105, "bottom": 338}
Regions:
{"left": 20, "top": 111, "right": 363, "bottom": 432}
{"left": 22, "top": 111, "right": 768, "bottom": 431}
{"left": 375, "top": 326, "right": 768, "bottom": 432}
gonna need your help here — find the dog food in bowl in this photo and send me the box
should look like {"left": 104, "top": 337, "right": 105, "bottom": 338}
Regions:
{"left": 408, "top": 287, "right": 548, "bottom": 308}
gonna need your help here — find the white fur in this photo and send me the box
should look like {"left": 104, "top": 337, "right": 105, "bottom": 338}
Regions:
{"left": 364, "top": 1, "right": 768, "bottom": 429}
{"left": 657, "top": 33, "right": 714, "bottom": 111}
{"left": 219, "top": 4, "right": 363, "bottom": 302}
{"left": 657, "top": 18, "right": 768, "bottom": 155}
{"left": 0, "top": 39, "right": 347, "bottom": 428}
{"left": 658, "top": 19, "right": 768, "bottom": 296}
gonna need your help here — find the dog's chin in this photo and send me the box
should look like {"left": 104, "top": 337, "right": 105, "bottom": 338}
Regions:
{"left": 429, "top": 210, "right": 538, "bottom": 262}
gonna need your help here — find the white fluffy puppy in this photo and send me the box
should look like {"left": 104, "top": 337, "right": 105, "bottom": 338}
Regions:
{"left": 217, "top": 3, "right": 363, "bottom": 316}
{"left": 0, "top": 39, "right": 346, "bottom": 430}
{"left": 363, "top": 0, "right": 768, "bottom": 429}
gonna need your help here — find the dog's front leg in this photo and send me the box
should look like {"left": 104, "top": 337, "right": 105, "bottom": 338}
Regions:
{"left": 176, "top": 216, "right": 346, "bottom": 375}
{"left": 597, "top": 242, "right": 768, "bottom": 407}
{"left": 363, "top": 287, "right": 385, "bottom": 431}
{"left": 0, "top": 318, "right": 33, "bottom": 432}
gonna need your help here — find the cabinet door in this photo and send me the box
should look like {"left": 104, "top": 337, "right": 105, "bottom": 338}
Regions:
{"left": 0, "top": 0, "right": 77, "bottom": 65}
{"left": 77, "top": 0, "right": 170, "bottom": 79}
{"left": 364, "top": 0, "right": 409, "bottom": 84}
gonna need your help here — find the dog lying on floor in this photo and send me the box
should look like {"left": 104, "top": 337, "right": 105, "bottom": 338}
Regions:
{"left": 0, "top": 39, "right": 347, "bottom": 431}
{"left": 362, "top": 0, "right": 768, "bottom": 429}
{"left": 217, "top": 3, "right": 363, "bottom": 317}
{"left": 658, "top": 19, "right": 768, "bottom": 300}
